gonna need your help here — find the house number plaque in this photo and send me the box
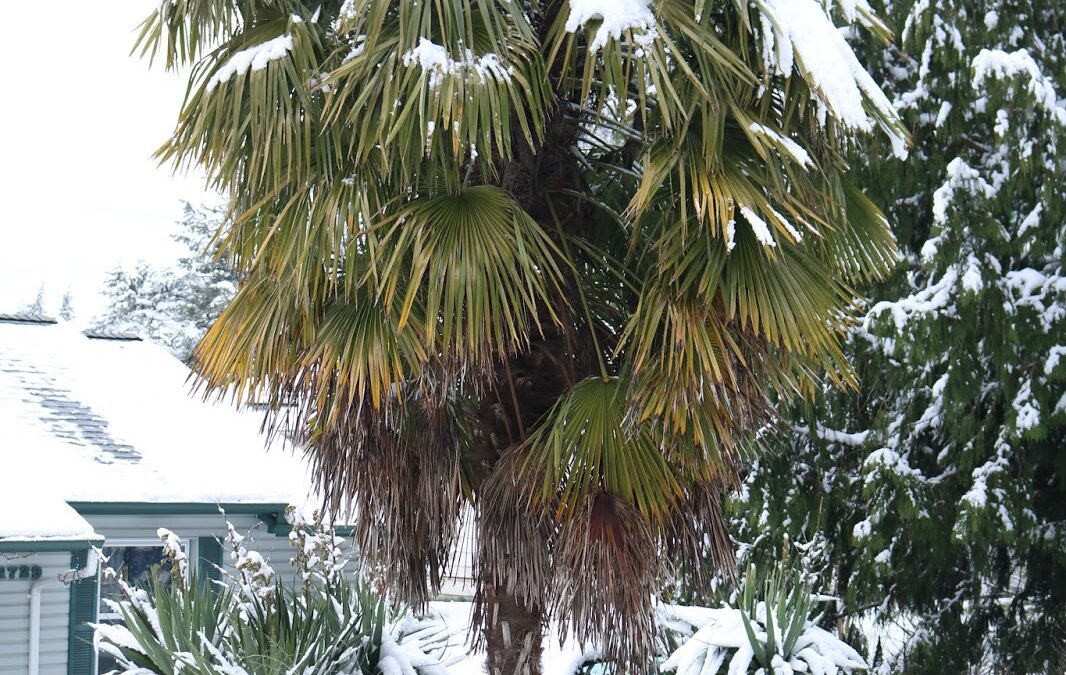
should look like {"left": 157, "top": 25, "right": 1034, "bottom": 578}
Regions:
{"left": 0, "top": 565, "right": 43, "bottom": 580}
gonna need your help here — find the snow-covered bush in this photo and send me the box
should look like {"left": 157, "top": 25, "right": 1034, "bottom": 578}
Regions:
{"left": 94, "top": 520, "right": 455, "bottom": 674}
{"left": 662, "top": 563, "right": 865, "bottom": 675}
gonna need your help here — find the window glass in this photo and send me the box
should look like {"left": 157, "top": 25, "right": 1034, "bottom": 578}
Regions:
{"left": 97, "top": 545, "right": 173, "bottom": 673}
{"left": 99, "top": 545, "right": 173, "bottom": 617}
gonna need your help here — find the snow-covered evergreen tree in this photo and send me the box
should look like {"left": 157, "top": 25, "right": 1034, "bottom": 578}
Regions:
{"left": 731, "top": 2, "right": 1066, "bottom": 672}
{"left": 58, "top": 290, "right": 75, "bottom": 321}
{"left": 93, "top": 202, "right": 236, "bottom": 361}
{"left": 21, "top": 284, "right": 48, "bottom": 317}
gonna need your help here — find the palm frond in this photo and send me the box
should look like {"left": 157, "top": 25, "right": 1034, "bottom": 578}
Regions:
{"left": 371, "top": 185, "right": 566, "bottom": 367}
{"left": 545, "top": 0, "right": 755, "bottom": 133}
{"left": 326, "top": 0, "right": 552, "bottom": 183}
{"left": 142, "top": 0, "right": 911, "bottom": 670}
{"left": 473, "top": 447, "right": 553, "bottom": 641}
{"left": 306, "top": 387, "right": 468, "bottom": 607}
{"left": 528, "top": 377, "right": 682, "bottom": 522}
{"left": 553, "top": 491, "right": 661, "bottom": 672}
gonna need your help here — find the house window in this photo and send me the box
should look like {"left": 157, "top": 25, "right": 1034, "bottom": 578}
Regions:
{"left": 96, "top": 540, "right": 198, "bottom": 673}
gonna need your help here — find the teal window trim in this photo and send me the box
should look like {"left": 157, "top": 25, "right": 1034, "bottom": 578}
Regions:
{"left": 67, "top": 550, "right": 99, "bottom": 675}
{"left": 198, "top": 536, "right": 224, "bottom": 583}
{"left": 67, "top": 502, "right": 295, "bottom": 539}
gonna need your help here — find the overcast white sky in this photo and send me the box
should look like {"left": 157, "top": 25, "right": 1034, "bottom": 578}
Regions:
{"left": 0, "top": 1, "right": 212, "bottom": 320}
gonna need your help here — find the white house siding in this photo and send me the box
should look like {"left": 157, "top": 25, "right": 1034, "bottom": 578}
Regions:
{"left": 85, "top": 513, "right": 304, "bottom": 584}
{"left": 0, "top": 551, "right": 72, "bottom": 675}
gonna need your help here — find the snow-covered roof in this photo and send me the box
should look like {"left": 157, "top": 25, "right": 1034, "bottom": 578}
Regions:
{"left": 0, "top": 479, "right": 100, "bottom": 543}
{"left": 0, "top": 316, "right": 312, "bottom": 506}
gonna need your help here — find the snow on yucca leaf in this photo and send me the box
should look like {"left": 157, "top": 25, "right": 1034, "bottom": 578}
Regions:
{"left": 662, "top": 563, "right": 865, "bottom": 675}
{"left": 94, "top": 515, "right": 454, "bottom": 675}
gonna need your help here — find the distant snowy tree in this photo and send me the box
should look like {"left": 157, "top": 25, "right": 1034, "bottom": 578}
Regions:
{"left": 93, "top": 202, "right": 237, "bottom": 361}
{"left": 22, "top": 284, "right": 47, "bottom": 317}
{"left": 58, "top": 290, "right": 75, "bottom": 321}
{"left": 730, "top": 2, "right": 1066, "bottom": 673}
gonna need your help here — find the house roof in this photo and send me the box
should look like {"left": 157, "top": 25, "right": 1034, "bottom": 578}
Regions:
{"left": 0, "top": 480, "right": 101, "bottom": 546}
{"left": 0, "top": 316, "right": 312, "bottom": 507}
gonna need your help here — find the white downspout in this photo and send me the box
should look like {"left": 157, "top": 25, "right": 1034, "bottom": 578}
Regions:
{"left": 29, "top": 549, "right": 100, "bottom": 675}
{"left": 28, "top": 576, "right": 60, "bottom": 675}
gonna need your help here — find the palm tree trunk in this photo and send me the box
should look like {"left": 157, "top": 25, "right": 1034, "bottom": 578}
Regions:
{"left": 472, "top": 75, "right": 589, "bottom": 670}
{"left": 471, "top": 330, "right": 584, "bottom": 673}
{"left": 483, "top": 584, "right": 544, "bottom": 675}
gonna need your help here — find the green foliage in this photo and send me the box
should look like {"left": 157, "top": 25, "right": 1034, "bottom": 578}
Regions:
{"left": 138, "top": 0, "right": 907, "bottom": 668}
{"left": 731, "top": 1, "right": 1066, "bottom": 672}
{"left": 662, "top": 552, "right": 867, "bottom": 675}
{"left": 100, "top": 572, "right": 426, "bottom": 674}
{"left": 93, "top": 202, "right": 236, "bottom": 361}
{"left": 95, "top": 519, "right": 451, "bottom": 675}
{"left": 737, "top": 563, "right": 815, "bottom": 668}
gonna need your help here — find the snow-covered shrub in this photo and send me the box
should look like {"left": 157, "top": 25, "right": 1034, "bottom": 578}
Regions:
{"left": 661, "top": 563, "right": 865, "bottom": 675}
{"left": 94, "top": 522, "right": 455, "bottom": 674}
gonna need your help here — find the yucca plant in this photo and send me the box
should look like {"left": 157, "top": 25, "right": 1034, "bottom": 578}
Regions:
{"left": 95, "top": 529, "right": 453, "bottom": 675}
{"left": 138, "top": 0, "right": 907, "bottom": 671}
{"left": 737, "top": 563, "right": 816, "bottom": 670}
{"left": 661, "top": 559, "right": 866, "bottom": 674}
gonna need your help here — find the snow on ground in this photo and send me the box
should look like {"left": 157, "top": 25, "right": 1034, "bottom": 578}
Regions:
{"left": 427, "top": 602, "right": 603, "bottom": 675}
{"left": 427, "top": 602, "right": 868, "bottom": 675}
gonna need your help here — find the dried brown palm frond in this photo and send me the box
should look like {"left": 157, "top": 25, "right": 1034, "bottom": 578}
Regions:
{"left": 471, "top": 445, "right": 554, "bottom": 675}
{"left": 664, "top": 480, "right": 738, "bottom": 594}
{"left": 620, "top": 286, "right": 772, "bottom": 450}
{"left": 552, "top": 490, "right": 662, "bottom": 672}
{"left": 144, "top": 0, "right": 909, "bottom": 670}
{"left": 304, "top": 383, "right": 468, "bottom": 609}
{"left": 473, "top": 446, "right": 554, "bottom": 636}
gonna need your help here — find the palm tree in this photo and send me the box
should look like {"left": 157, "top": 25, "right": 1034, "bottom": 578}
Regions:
{"left": 139, "top": 1, "right": 905, "bottom": 672}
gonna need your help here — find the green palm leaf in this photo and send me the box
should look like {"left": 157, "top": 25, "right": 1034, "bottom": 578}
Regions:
{"left": 529, "top": 377, "right": 682, "bottom": 521}
{"left": 372, "top": 185, "right": 565, "bottom": 365}
{"left": 142, "top": 0, "right": 908, "bottom": 669}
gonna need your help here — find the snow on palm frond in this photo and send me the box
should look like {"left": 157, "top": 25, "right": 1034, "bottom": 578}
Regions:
{"left": 563, "top": 0, "right": 657, "bottom": 53}
{"left": 757, "top": 0, "right": 908, "bottom": 158}
{"left": 141, "top": 0, "right": 908, "bottom": 669}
